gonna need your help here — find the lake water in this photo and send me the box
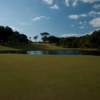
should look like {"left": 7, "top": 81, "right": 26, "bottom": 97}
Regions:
{"left": 0, "top": 50, "right": 100, "bottom": 56}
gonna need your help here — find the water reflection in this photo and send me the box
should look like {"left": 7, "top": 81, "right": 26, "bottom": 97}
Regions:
{"left": 0, "top": 50, "right": 100, "bottom": 56}
{"left": 26, "top": 50, "right": 81, "bottom": 55}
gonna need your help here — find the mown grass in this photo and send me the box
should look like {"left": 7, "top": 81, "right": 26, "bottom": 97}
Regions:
{"left": 0, "top": 55, "right": 100, "bottom": 100}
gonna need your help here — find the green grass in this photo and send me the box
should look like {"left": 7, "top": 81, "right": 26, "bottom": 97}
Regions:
{"left": 0, "top": 43, "right": 99, "bottom": 51}
{"left": 0, "top": 55, "right": 100, "bottom": 100}
{"left": 0, "top": 43, "right": 64, "bottom": 51}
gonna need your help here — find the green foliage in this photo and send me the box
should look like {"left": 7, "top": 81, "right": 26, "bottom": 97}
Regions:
{"left": 60, "top": 30, "right": 100, "bottom": 49}
{"left": 90, "top": 30, "right": 100, "bottom": 48}
{"left": 48, "top": 35, "right": 60, "bottom": 45}
{"left": 40, "top": 32, "right": 50, "bottom": 42}
{"left": 40, "top": 32, "right": 50, "bottom": 37}
{"left": 0, "top": 26, "right": 29, "bottom": 45}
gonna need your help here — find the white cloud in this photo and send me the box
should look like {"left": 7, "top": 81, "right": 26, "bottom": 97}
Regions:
{"left": 89, "top": 17, "right": 100, "bottom": 27}
{"left": 33, "top": 16, "right": 45, "bottom": 21}
{"left": 83, "top": 21, "right": 87, "bottom": 24}
{"left": 65, "top": 0, "right": 69, "bottom": 7}
{"left": 79, "top": 21, "right": 87, "bottom": 25}
{"left": 21, "top": 23, "right": 27, "bottom": 25}
{"left": 79, "top": 22, "right": 83, "bottom": 24}
{"left": 33, "top": 16, "right": 49, "bottom": 21}
{"left": 81, "top": 0, "right": 100, "bottom": 3}
{"left": 9, "top": 26, "right": 20, "bottom": 31}
{"left": 80, "top": 14, "right": 87, "bottom": 17}
{"left": 69, "top": 15, "right": 79, "bottom": 19}
{"left": 88, "top": 11, "right": 100, "bottom": 17}
{"left": 79, "top": 21, "right": 87, "bottom": 29}
{"left": 80, "top": 26, "right": 84, "bottom": 29}
{"left": 61, "top": 33, "right": 82, "bottom": 37}
{"left": 65, "top": 0, "right": 78, "bottom": 7}
{"left": 69, "top": 14, "right": 87, "bottom": 19}
{"left": 71, "top": 24, "right": 74, "bottom": 27}
{"left": 43, "top": 0, "right": 53, "bottom": 5}
{"left": 69, "top": 11, "right": 100, "bottom": 20}
{"left": 50, "top": 4, "right": 59, "bottom": 9}
{"left": 84, "top": 31, "right": 93, "bottom": 35}
{"left": 21, "top": 23, "right": 30, "bottom": 26}
{"left": 72, "top": 0, "right": 78, "bottom": 7}
{"left": 61, "top": 30, "right": 98, "bottom": 37}
{"left": 93, "top": 4, "right": 100, "bottom": 9}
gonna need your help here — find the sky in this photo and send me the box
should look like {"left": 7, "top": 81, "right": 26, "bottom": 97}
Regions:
{"left": 0, "top": 0, "right": 100, "bottom": 41}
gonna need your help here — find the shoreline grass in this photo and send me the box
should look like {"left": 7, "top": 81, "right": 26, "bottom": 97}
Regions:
{"left": 0, "top": 43, "right": 100, "bottom": 51}
{"left": 0, "top": 54, "right": 100, "bottom": 100}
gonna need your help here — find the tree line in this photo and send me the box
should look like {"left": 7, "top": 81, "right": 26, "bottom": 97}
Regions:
{"left": 0, "top": 26, "right": 29, "bottom": 45}
{"left": 39, "top": 30, "right": 100, "bottom": 49}
{"left": 60, "top": 30, "right": 100, "bottom": 49}
{"left": 0, "top": 25, "right": 100, "bottom": 49}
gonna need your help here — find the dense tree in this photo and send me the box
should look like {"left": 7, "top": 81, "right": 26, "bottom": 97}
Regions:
{"left": 90, "top": 30, "right": 100, "bottom": 48}
{"left": 60, "top": 37, "right": 76, "bottom": 48}
{"left": 40, "top": 32, "right": 50, "bottom": 42}
{"left": 71, "top": 37, "right": 79, "bottom": 48}
{"left": 78, "top": 35, "right": 91, "bottom": 48}
{"left": 59, "top": 30, "right": 100, "bottom": 49}
{"left": 19, "top": 34, "right": 29, "bottom": 44}
{"left": 0, "top": 26, "right": 6, "bottom": 44}
{"left": 0, "top": 25, "right": 100, "bottom": 49}
{"left": 40, "top": 32, "right": 50, "bottom": 37}
{"left": 48, "top": 35, "right": 60, "bottom": 45}
{"left": 0, "top": 25, "right": 29, "bottom": 45}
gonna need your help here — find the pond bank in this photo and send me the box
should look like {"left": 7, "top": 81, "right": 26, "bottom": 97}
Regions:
{"left": 0, "top": 43, "right": 100, "bottom": 51}
{"left": 0, "top": 49, "right": 100, "bottom": 56}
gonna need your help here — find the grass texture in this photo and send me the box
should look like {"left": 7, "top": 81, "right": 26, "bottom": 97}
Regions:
{"left": 0, "top": 55, "right": 100, "bottom": 100}
{"left": 0, "top": 43, "right": 64, "bottom": 50}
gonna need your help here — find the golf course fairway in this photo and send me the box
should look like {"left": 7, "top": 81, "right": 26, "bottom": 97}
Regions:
{"left": 0, "top": 54, "right": 100, "bottom": 100}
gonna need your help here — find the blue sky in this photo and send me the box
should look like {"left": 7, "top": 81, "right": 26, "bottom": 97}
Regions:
{"left": 0, "top": 0, "right": 100, "bottom": 41}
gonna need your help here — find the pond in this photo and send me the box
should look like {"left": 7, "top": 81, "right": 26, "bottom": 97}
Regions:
{"left": 0, "top": 50, "right": 100, "bottom": 56}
